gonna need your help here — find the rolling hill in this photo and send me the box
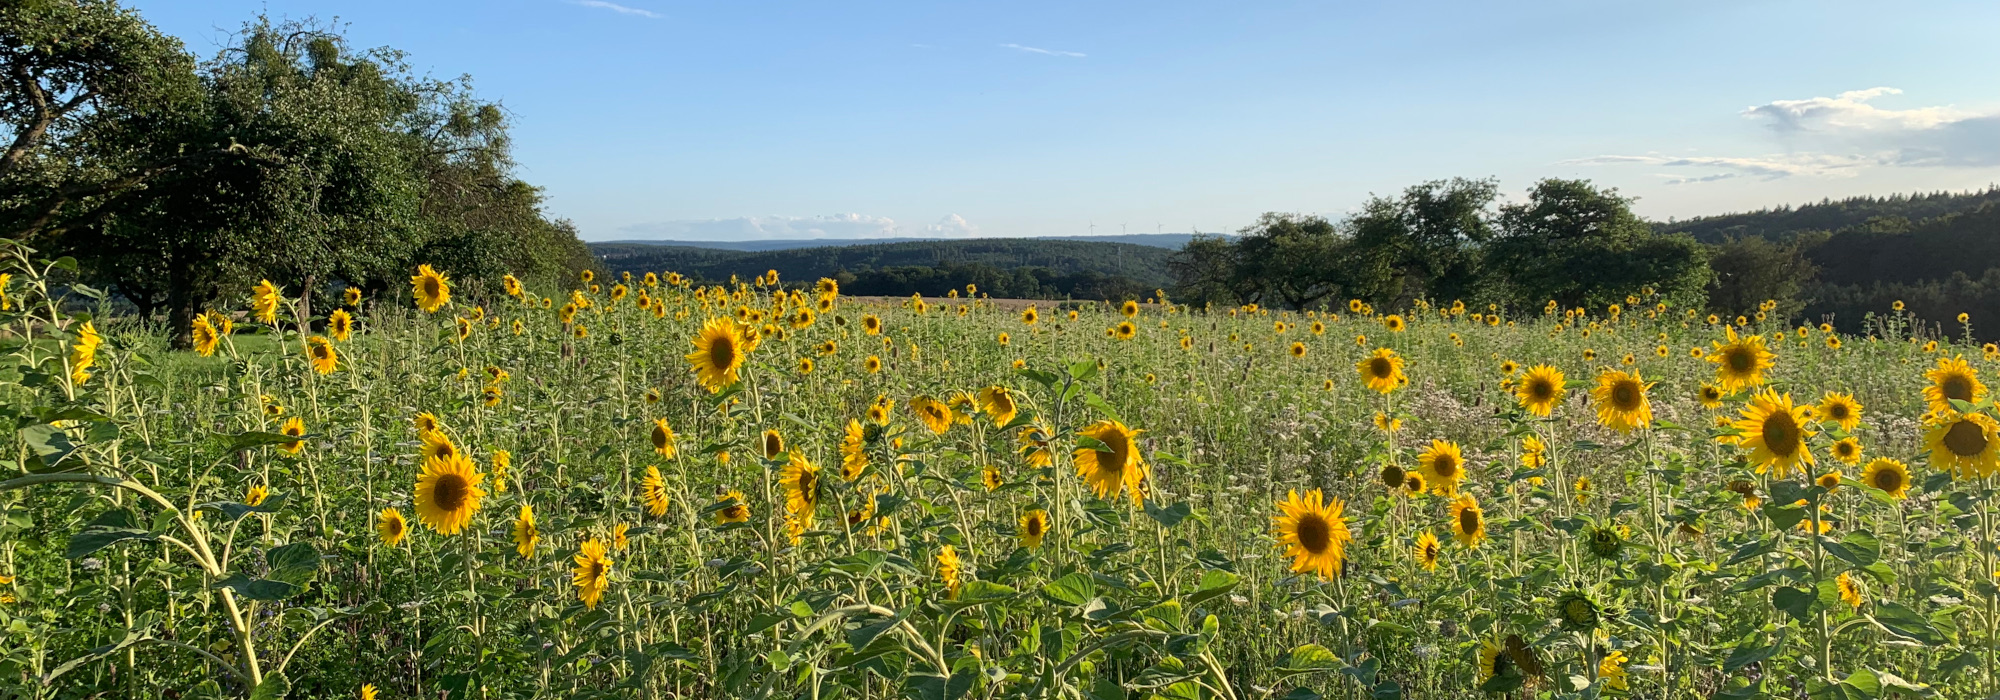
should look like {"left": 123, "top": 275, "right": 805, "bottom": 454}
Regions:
{"left": 590, "top": 233, "right": 1215, "bottom": 252}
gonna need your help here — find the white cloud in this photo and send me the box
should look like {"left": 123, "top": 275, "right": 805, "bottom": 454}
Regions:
{"left": 567, "top": 0, "right": 662, "bottom": 19}
{"left": 1000, "top": 43, "right": 1086, "bottom": 58}
{"left": 1570, "top": 88, "right": 2000, "bottom": 183}
{"left": 616, "top": 213, "right": 982, "bottom": 241}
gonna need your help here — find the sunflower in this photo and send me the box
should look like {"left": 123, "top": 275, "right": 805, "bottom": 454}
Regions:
{"left": 572, "top": 538, "right": 613, "bottom": 610}
{"left": 1448, "top": 494, "right": 1486, "bottom": 548}
{"left": 685, "top": 318, "right": 747, "bottom": 392}
{"left": 327, "top": 309, "right": 354, "bottom": 342}
{"left": 1698, "top": 383, "right": 1725, "bottom": 409}
{"left": 1922, "top": 356, "right": 1986, "bottom": 413}
{"left": 409, "top": 264, "right": 451, "bottom": 313}
{"left": 1520, "top": 435, "right": 1548, "bottom": 471}
{"left": 1075, "top": 420, "right": 1147, "bottom": 506}
{"left": 642, "top": 465, "right": 672, "bottom": 517}
{"left": 360, "top": 683, "right": 379, "bottom": 700}
{"left": 780, "top": 451, "right": 822, "bottom": 530}
{"left": 980, "top": 464, "right": 1003, "bottom": 491}
{"left": 612, "top": 522, "right": 630, "bottom": 551}
{"left": 1021, "top": 306, "right": 1039, "bottom": 325}
{"left": 1120, "top": 299, "right": 1140, "bottom": 317}
{"left": 840, "top": 420, "right": 871, "bottom": 480}
{"left": 977, "top": 386, "right": 1018, "bottom": 426}
{"left": 864, "top": 355, "right": 882, "bottom": 373}
{"left": 1019, "top": 509, "right": 1050, "bottom": 548}
{"left": 1382, "top": 314, "right": 1406, "bottom": 332}
{"left": 512, "top": 504, "right": 539, "bottom": 559}
{"left": 1499, "top": 360, "right": 1520, "bottom": 376}
{"left": 1512, "top": 365, "right": 1565, "bottom": 417}
{"left": 1708, "top": 327, "right": 1776, "bottom": 393}
{"left": 1356, "top": 348, "right": 1406, "bottom": 394}
{"left": 1478, "top": 637, "right": 1518, "bottom": 684}
{"left": 1861, "top": 458, "right": 1910, "bottom": 499}
{"left": 1599, "top": 650, "right": 1629, "bottom": 691}
{"left": 715, "top": 490, "right": 751, "bottom": 524}
{"left": 1836, "top": 572, "right": 1864, "bottom": 610}
{"left": 304, "top": 336, "right": 338, "bottom": 375}
{"left": 639, "top": 418, "right": 676, "bottom": 458}
{"left": 1830, "top": 437, "right": 1863, "bottom": 464}
{"left": 368, "top": 507, "right": 407, "bottom": 546}
{"left": 279, "top": 417, "right": 306, "bottom": 454}
{"left": 191, "top": 316, "right": 221, "bottom": 356}
{"left": 1113, "top": 321, "right": 1137, "bottom": 340}
{"left": 909, "top": 395, "right": 954, "bottom": 434}
{"left": 1412, "top": 530, "right": 1442, "bottom": 571}
{"left": 1816, "top": 470, "right": 1842, "bottom": 490}
{"left": 413, "top": 454, "right": 485, "bottom": 535}
{"left": 1416, "top": 439, "right": 1467, "bottom": 495}
{"left": 1288, "top": 341, "right": 1307, "bottom": 359}
{"left": 251, "top": 280, "right": 283, "bottom": 324}
{"left": 66, "top": 322, "right": 100, "bottom": 385}
{"left": 1926, "top": 410, "right": 2000, "bottom": 479}
{"left": 1807, "top": 393, "right": 1861, "bottom": 433}
{"left": 1403, "top": 472, "right": 1427, "bottom": 495}
{"left": 760, "top": 429, "right": 786, "bottom": 459}
{"left": 1271, "top": 489, "right": 1352, "bottom": 579}
{"left": 419, "top": 431, "right": 460, "bottom": 462}
{"left": 1732, "top": 389, "right": 1815, "bottom": 478}
{"left": 1019, "top": 422, "right": 1055, "bottom": 468}
{"left": 862, "top": 314, "right": 883, "bottom": 335}
{"left": 935, "top": 545, "right": 964, "bottom": 598}
{"left": 1726, "top": 480, "right": 1761, "bottom": 509}
{"left": 1591, "top": 369, "right": 1653, "bottom": 433}
{"left": 1372, "top": 412, "right": 1402, "bottom": 433}
{"left": 1555, "top": 587, "right": 1602, "bottom": 631}
{"left": 244, "top": 483, "right": 269, "bottom": 506}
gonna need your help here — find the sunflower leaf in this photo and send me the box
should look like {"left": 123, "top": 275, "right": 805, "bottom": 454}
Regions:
{"left": 215, "top": 574, "right": 302, "bottom": 601}
{"left": 1771, "top": 586, "right": 1815, "bottom": 622}
{"left": 1275, "top": 643, "right": 1341, "bottom": 674}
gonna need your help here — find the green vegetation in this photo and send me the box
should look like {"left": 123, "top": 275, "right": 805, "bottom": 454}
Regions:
{"left": 593, "top": 238, "right": 1173, "bottom": 298}
{"left": 0, "top": 1, "right": 589, "bottom": 335}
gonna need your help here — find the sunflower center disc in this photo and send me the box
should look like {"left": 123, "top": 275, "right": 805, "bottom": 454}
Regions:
{"left": 1297, "top": 514, "right": 1330, "bottom": 552}
{"left": 434, "top": 474, "right": 469, "bottom": 511}
{"left": 1944, "top": 420, "right": 1988, "bottom": 457}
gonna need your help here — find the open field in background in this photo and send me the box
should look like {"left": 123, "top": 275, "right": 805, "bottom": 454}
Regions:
{"left": 4, "top": 260, "right": 2000, "bottom": 700}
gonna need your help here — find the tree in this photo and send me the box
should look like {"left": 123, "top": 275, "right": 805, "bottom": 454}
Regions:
{"left": 1707, "top": 234, "right": 1820, "bottom": 318}
{"left": 1166, "top": 234, "right": 1239, "bottom": 307}
{"left": 1487, "top": 178, "right": 1710, "bottom": 310}
{"left": 1347, "top": 177, "right": 1497, "bottom": 305}
{"left": 0, "top": 0, "right": 252, "bottom": 240}
{"left": 1228, "top": 213, "right": 1366, "bottom": 309}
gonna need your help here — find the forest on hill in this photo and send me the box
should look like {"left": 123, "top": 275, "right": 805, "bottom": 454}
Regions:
{"left": 591, "top": 238, "right": 1173, "bottom": 299}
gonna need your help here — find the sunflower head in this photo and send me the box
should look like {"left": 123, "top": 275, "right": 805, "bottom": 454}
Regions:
{"left": 1698, "top": 383, "right": 1725, "bottom": 409}
{"left": 1378, "top": 463, "right": 1407, "bottom": 491}
{"left": 715, "top": 490, "right": 751, "bottom": 524}
{"left": 1830, "top": 437, "right": 1862, "bottom": 464}
{"left": 1356, "top": 347, "right": 1406, "bottom": 394}
{"left": 413, "top": 453, "right": 486, "bottom": 535}
{"left": 1923, "top": 356, "right": 1986, "bottom": 413}
{"left": 686, "top": 318, "right": 747, "bottom": 392}
{"left": 1019, "top": 509, "right": 1050, "bottom": 548}
{"left": 1584, "top": 524, "right": 1623, "bottom": 560}
{"left": 1926, "top": 410, "right": 2000, "bottom": 479}
{"left": 1448, "top": 494, "right": 1485, "bottom": 548}
{"left": 1075, "top": 420, "right": 1147, "bottom": 507}
{"left": 572, "top": 538, "right": 613, "bottom": 609}
{"left": 1513, "top": 365, "right": 1566, "bottom": 417}
{"left": 1861, "top": 458, "right": 1910, "bottom": 499}
{"left": 376, "top": 507, "right": 407, "bottom": 545}
{"left": 1732, "top": 389, "right": 1816, "bottom": 478}
{"left": 1708, "top": 328, "right": 1776, "bottom": 393}
{"left": 411, "top": 264, "right": 452, "bottom": 313}
{"left": 1417, "top": 440, "right": 1466, "bottom": 495}
{"left": 1272, "top": 489, "right": 1351, "bottom": 580}
{"left": 1554, "top": 586, "right": 1603, "bottom": 631}
{"left": 1590, "top": 369, "right": 1653, "bottom": 433}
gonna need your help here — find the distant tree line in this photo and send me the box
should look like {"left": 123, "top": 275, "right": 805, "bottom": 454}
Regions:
{"left": 593, "top": 238, "right": 1175, "bottom": 294}
{"left": 831, "top": 263, "right": 1151, "bottom": 300}
{"left": 0, "top": 1, "right": 590, "bottom": 335}
{"left": 1169, "top": 178, "right": 1712, "bottom": 313}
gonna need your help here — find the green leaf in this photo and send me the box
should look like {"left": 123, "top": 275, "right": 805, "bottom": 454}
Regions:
{"left": 1143, "top": 501, "right": 1192, "bottom": 529}
{"left": 201, "top": 494, "right": 288, "bottom": 522}
{"left": 1082, "top": 392, "right": 1124, "bottom": 424}
{"left": 1869, "top": 601, "right": 1945, "bottom": 646}
{"left": 265, "top": 543, "right": 321, "bottom": 585}
{"left": 215, "top": 574, "right": 303, "bottom": 601}
{"left": 1275, "top": 643, "right": 1341, "bottom": 674}
{"left": 1184, "top": 570, "right": 1239, "bottom": 607}
{"left": 20, "top": 424, "right": 79, "bottom": 471}
{"left": 249, "top": 671, "right": 290, "bottom": 700}
{"left": 1760, "top": 502, "right": 1807, "bottom": 531}
{"left": 1041, "top": 573, "right": 1096, "bottom": 606}
{"left": 1722, "top": 635, "right": 1782, "bottom": 673}
{"left": 1821, "top": 532, "right": 1880, "bottom": 568}
{"left": 944, "top": 580, "right": 1018, "bottom": 608}
{"left": 1772, "top": 586, "right": 1815, "bottom": 622}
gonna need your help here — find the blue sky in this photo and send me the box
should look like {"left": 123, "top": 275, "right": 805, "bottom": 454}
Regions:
{"left": 138, "top": 0, "right": 2000, "bottom": 241}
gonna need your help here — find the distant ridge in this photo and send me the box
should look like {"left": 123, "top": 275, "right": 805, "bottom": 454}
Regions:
{"left": 590, "top": 237, "right": 1178, "bottom": 298}
{"left": 589, "top": 233, "right": 1222, "bottom": 252}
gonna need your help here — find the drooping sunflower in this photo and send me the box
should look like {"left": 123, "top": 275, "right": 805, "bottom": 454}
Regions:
{"left": 1599, "top": 650, "right": 1629, "bottom": 691}
{"left": 1477, "top": 637, "right": 1519, "bottom": 685}
{"left": 840, "top": 420, "right": 871, "bottom": 480}
{"left": 1448, "top": 494, "right": 1486, "bottom": 548}
{"left": 572, "top": 538, "right": 613, "bottom": 610}
{"left": 714, "top": 490, "right": 751, "bottom": 524}
{"left": 1412, "top": 530, "right": 1442, "bottom": 571}
{"left": 67, "top": 321, "right": 100, "bottom": 385}
{"left": 1861, "top": 457, "right": 1911, "bottom": 499}
{"left": 612, "top": 523, "right": 630, "bottom": 551}
{"left": 414, "top": 411, "right": 443, "bottom": 437}
{"left": 1836, "top": 572, "right": 1864, "bottom": 610}
{"left": 1817, "top": 392, "right": 1862, "bottom": 432}
{"left": 1416, "top": 439, "right": 1467, "bottom": 495}
{"left": 760, "top": 429, "right": 786, "bottom": 460}
{"left": 1356, "top": 347, "right": 1406, "bottom": 394}
{"left": 1019, "top": 422, "right": 1055, "bottom": 468}
{"left": 650, "top": 418, "right": 678, "bottom": 458}
{"left": 413, "top": 453, "right": 486, "bottom": 535}
{"left": 936, "top": 545, "right": 963, "bottom": 598}
{"left": 780, "top": 451, "right": 821, "bottom": 530}
{"left": 1520, "top": 434, "right": 1548, "bottom": 470}
{"left": 977, "top": 386, "right": 1018, "bottom": 426}
{"left": 642, "top": 465, "right": 672, "bottom": 517}
{"left": 1732, "top": 389, "right": 1816, "bottom": 479}
{"left": 420, "top": 431, "right": 460, "bottom": 462}
{"left": 191, "top": 316, "right": 221, "bottom": 357}
{"left": 377, "top": 508, "right": 408, "bottom": 546}
{"left": 1271, "top": 489, "right": 1352, "bottom": 580}
{"left": 305, "top": 336, "right": 338, "bottom": 375}
{"left": 1922, "top": 355, "right": 1986, "bottom": 413}
{"left": 1075, "top": 420, "right": 1148, "bottom": 506}
{"left": 1926, "top": 410, "right": 2000, "bottom": 479}
{"left": 411, "top": 264, "right": 451, "bottom": 313}
{"left": 279, "top": 417, "right": 306, "bottom": 454}
{"left": 1590, "top": 369, "right": 1653, "bottom": 433}
{"left": 251, "top": 280, "right": 283, "bottom": 324}
{"left": 1707, "top": 327, "right": 1776, "bottom": 393}
{"left": 1830, "top": 437, "right": 1863, "bottom": 464}
{"left": 1019, "top": 509, "right": 1050, "bottom": 548}
{"left": 244, "top": 483, "right": 269, "bottom": 507}
{"left": 911, "top": 395, "right": 955, "bottom": 434}
{"left": 686, "top": 318, "right": 747, "bottom": 392}
{"left": 1513, "top": 365, "right": 1565, "bottom": 417}
{"left": 512, "top": 504, "right": 539, "bottom": 559}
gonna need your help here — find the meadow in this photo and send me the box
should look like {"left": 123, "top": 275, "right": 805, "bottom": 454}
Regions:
{"left": 1, "top": 248, "right": 1995, "bottom": 700}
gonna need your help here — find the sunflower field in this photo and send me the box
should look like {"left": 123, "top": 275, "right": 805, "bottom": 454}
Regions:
{"left": 2, "top": 244, "right": 1998, "bottom": 700}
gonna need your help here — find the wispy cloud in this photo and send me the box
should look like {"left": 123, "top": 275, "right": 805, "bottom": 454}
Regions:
{"left": 568, "top": 0, "right": 662, "bottom": 19}
{"left": 1569, "top": 88, "right": 2000, "bottom": 183}
{"left": 1000, "top": 43, "right": 1086, "bottom": 58}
